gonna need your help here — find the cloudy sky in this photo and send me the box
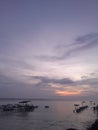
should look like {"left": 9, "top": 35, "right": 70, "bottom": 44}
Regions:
{"left": 0, "top": 0, "right": 98, "bottom": 99}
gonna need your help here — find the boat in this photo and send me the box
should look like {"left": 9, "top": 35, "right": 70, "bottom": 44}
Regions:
{"left": 0, "top": 100, "right": 35, "bottom": 112}
{"left": 44, "top": 105, "right": 49, "bottom": 108}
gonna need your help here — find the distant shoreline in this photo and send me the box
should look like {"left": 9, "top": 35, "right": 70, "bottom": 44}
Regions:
{"left": 0, "top": 98, "right": 97, "bottom": 101}
{"left": 0, "top": 98, "right": 85, "bottom": 101}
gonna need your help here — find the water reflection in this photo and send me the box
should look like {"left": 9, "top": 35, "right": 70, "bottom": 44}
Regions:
{"left": 0, "top": 100, "right": 97, "bottom": 130}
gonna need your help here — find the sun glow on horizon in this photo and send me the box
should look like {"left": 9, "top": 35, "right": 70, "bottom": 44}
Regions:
{"left": 56, "top": 90, "right": 81, "bottom": 96}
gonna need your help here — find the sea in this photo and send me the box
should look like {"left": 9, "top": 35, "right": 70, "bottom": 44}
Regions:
{"left": 0, "top": 99, "right": 98, "bottom": 130}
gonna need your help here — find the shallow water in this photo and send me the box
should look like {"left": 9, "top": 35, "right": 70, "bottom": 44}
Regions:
{"left": 0, "top": 99, "right": 97, "bottom": 130}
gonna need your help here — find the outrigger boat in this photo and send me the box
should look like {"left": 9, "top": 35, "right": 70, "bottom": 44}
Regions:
{"left": 0, "top": 100, "right": 35, "bottom": 112}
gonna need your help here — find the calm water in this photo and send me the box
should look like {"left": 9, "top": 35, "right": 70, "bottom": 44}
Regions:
{"left": 0, "top": 99, "right": 97, "bottom": 130}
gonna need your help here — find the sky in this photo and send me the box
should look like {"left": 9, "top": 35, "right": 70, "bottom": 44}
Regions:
{"left": 0, "top": 0, "right": 98, "bottom": 100}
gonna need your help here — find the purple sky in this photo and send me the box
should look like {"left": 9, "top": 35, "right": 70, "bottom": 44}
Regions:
{"left": 0, "top": 0, "right": 98, "bottom": 99}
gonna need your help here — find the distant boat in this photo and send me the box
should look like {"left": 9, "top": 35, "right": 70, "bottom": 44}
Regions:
{"left": 74, "top": 104, "right": 79, "bottom": 106}
{"left": 19, "top": 100, "right": 31, "bottom": 104}
{"left": 0, "top": 100, "right": 35, "bottom": 112}
{"left": 74, "top": 104, "right": 79, "bottom": 109}
{"left": 81, "top": 101, "right": 86, "bottom": 106}
{"left": 45, "top": 106, "right": 49, "bottom": 108}
{"left": 18, "top": 100, "right": 34, "bottom": 111}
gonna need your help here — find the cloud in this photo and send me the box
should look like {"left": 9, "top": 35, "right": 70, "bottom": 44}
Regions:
{"left": 27, "top": 75, "right": 74, "bottom": 85}
{"left": 75, "top": 32, "right": 98, "bottom": 45}
{"left": 36, "top": 32, "right": 98, "bottom": 61}
{"left": 79, "top": 77, "right": 98, "bottom": 87}
{"left": 57, "top": 32, "right": 98, "bottom": 60}
{"left": 26, "top": 74, "right": 98, "bottom": 95}
{"left": 26, "top": 72, "right": 98, "bottom": 88}
{"left": 80, "top": 70, "right": 98, "bottom": 86}
{"left": 0, "top": 74, "right": 55, "bottom": 98}
{"left": 0, "top": 57, "right": 35, "bottom": 70}
{"left": 0, "top": 72, "right": 98, "bottom": 98}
